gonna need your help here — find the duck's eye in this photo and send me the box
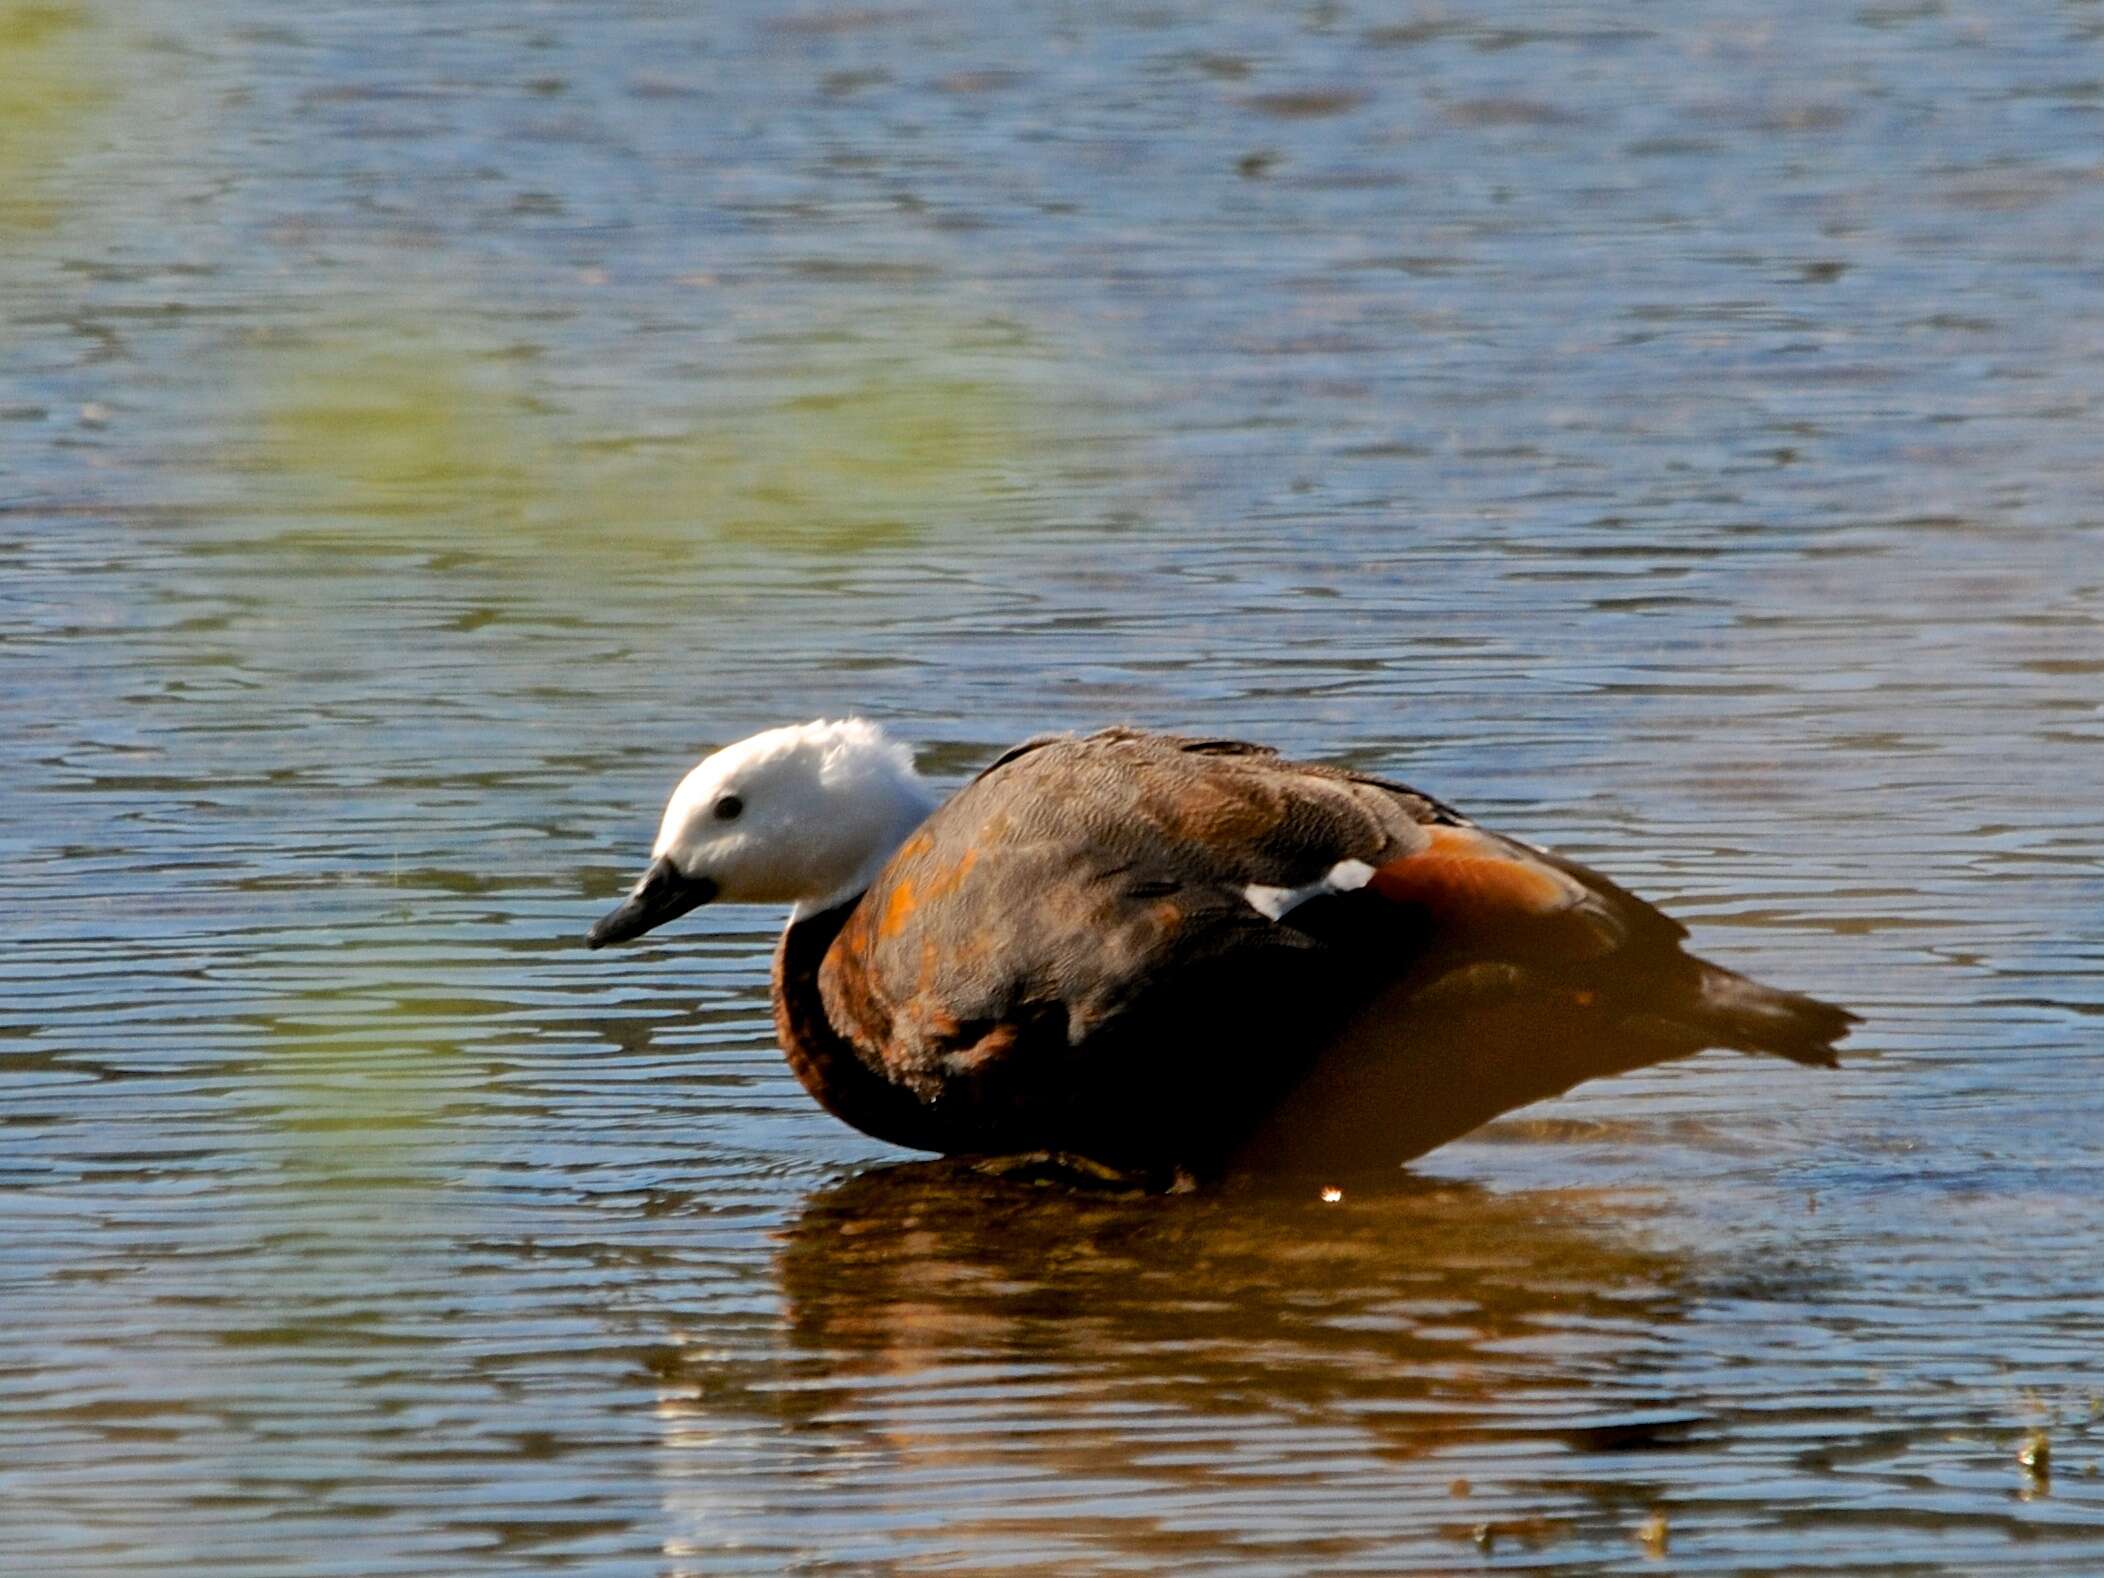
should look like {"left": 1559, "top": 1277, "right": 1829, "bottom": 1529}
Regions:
{"left": 713, "top": 794, "right": 743, "bottom": 821}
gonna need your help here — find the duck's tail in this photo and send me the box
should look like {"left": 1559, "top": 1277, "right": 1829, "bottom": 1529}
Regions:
{"left": 1227, "top": 954, "right": 1857, "bottom": 1175}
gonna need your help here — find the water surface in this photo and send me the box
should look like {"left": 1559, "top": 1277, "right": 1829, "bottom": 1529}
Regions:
{"left": 5, "top": 1, "right": 2103, "bottom": 1572}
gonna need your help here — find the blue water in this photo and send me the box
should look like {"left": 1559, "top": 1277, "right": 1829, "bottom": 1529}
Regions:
{"left": 5, "top": 2, "right": 2103, "bottom": 1571}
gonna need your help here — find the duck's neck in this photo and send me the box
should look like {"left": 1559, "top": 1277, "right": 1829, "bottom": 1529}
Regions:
{"left": 770, "top": 896, "right": 949, "bottom": 1153}
{"left": 789, "top": 779, "right": 941, "bottom": 924}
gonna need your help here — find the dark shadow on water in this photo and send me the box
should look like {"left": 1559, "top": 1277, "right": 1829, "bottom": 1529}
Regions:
{"left": 771, "top": 1158, "right": 1699, "bottom": 1442}
{"left": 651, "top": 1159, "right": 1713, "bottom": 1566}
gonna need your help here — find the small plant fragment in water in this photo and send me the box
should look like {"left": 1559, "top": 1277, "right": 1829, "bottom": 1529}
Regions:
{"left": 1636, "top": 1509, "right": 1669, "bottom": 1555}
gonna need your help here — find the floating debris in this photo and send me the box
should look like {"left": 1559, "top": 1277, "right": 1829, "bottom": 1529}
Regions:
{"left": 1461, "top": 1515, "right": 1563, "bottom": 1554}
{"left": 2020, "top": 1430, "right": 2051, "bottom": 1477}
{"left": 1320, "top": 1186, "right": 1344, "bottom": 1203}
{"left": 1637, "top": 1509, "right": 1669, "bottom": 1555}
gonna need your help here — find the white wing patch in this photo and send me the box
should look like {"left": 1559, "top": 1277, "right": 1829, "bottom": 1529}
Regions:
{"left": 1243, "top": 858, "right": 1377, "bottom": 922}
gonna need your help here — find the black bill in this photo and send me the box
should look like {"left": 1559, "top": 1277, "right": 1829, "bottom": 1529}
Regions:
{"left": 586, "top": 855, "right": 717, "bottom": 949}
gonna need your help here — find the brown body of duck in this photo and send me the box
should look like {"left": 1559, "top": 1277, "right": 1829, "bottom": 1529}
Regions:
{"left": 588, "top": 721, "right": 1855, "bottom": 1179}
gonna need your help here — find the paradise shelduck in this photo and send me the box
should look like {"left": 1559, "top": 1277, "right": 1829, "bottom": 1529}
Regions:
{"left": 587, "top": 720, "right": 1855, "bottom": 1181}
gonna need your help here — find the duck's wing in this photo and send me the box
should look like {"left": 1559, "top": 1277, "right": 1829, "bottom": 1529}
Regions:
{"left": 969, "top": 728, "right": 1656, "bottom": 957}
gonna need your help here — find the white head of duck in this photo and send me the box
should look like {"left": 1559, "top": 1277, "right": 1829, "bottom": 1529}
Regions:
{"left": 587, "top": 719, "right": 936, "bottom": 946}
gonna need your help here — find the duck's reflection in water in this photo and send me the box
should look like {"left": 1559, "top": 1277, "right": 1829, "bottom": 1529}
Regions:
{"left": 654, "top": 1161, "right": 1709, "bottom": 1572}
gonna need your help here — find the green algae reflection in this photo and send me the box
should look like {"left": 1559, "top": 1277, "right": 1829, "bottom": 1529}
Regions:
{"left": 0, "top": 2, "right": 117, "bottom": 231}
{"left": 245, "top": 336, "right": 539, "bottom": 528}
{"left": 232, "top": 311, "right": 1049, "bottom": 572}
{"left": 261, "top": 942, "right": 495, "bottom": 1189}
